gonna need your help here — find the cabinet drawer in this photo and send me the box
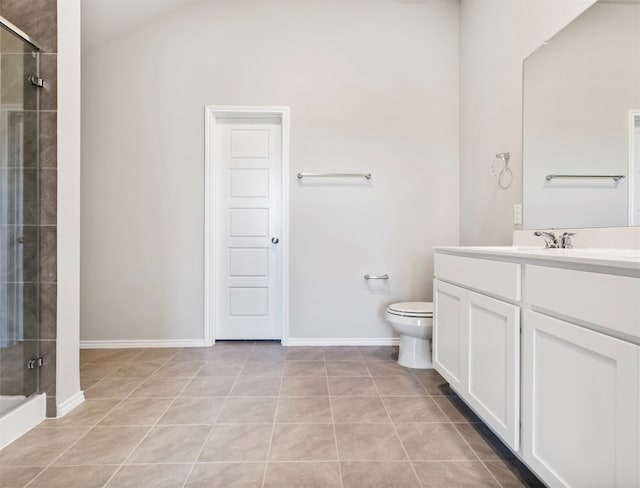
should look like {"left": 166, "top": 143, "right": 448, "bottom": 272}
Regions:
{"left": 525, "top": 265, "right": 640, "bottom": 341}
{"left": 434, "top": 253, "right": 521, "bottom": 301}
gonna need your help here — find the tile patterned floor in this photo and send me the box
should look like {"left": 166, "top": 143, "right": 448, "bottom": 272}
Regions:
{"left": 0, "top": 343, "right": 544, "bottom": 487}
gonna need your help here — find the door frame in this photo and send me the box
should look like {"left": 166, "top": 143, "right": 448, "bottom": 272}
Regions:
{"left": 628, "top": 109, "right": 640, "bottom": 226}
{"left": 204, "top": 105, "right": 290, "bottom": 346}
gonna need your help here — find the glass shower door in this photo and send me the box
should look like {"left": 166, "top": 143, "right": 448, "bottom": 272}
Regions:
{"left": 0, "top": 25, "right": 41, "bottom": 415}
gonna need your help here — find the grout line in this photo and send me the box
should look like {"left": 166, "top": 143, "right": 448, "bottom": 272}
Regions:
{"left": 450, "top": 423, "right": 504, "bottom": 488}
{"left": 324, "top": 348, "right": 345, "bottom": 488}
{"left": 260, "top": 351, "right": 287, "bottom": 488}
{"left": 368, "top": 358, "right": 425, "bottom": 488}
{"left": 180, "top": 343, "right": 256, "bottom": 488}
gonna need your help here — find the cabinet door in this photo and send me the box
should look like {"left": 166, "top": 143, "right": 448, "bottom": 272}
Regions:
{"left": 465, "top": 291, "right": 520, "bottom": 451}
{"left": 523, "top": 311, "right": 640, "bottom": 488}
{"left": 433, "top": 279, "right": 466, "bottom": 392}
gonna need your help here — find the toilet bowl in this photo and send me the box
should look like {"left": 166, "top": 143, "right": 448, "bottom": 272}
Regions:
{"left": 385, "top": 302, "right": 433, "bottom": 369}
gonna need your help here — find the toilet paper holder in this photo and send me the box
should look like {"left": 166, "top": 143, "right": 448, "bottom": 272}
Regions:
{"left": 364, "top": 274, "right": 389, "bottom": 280}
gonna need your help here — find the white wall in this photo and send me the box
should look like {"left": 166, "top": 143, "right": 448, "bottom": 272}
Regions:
{"left": 459, "top": 0, "right": 597, "bottom": 245}
{"left": 80, "top": 0, "right": 460, "bottom": 343}
{"left": 57, "top": 0, "right": 82, "bottom": 411}
{"left": 523, "top": 2, "right": 640, "bottom": 229}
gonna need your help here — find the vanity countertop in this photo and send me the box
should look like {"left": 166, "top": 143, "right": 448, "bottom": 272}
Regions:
{"left": 434, "top": 246, "right": 640, "bottom": 271}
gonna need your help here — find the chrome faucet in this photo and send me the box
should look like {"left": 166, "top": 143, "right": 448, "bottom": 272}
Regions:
{"left": 559, "top": 232, "right": 575, "bottom": 249}
{"left": 534, "top": 231, "right": 560, "bottom": 248}
{"left": 534, "top": 231, "right": 576, "bottom": 249}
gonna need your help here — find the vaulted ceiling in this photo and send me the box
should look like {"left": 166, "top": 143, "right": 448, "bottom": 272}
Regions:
{"left": 81, "top": 0, "right": 197, "bottom": 52}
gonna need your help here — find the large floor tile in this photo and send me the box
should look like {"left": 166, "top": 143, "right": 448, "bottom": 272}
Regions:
{"left": 130, "top": 377, "right": 190, "bottom": 398}
{"left": 340, "top": 461, "right": 420, "bottom": 488}
{"left": 99, "top": 398, "right": 173, "bottom": 426}
{"left": 106, "top": 464, "right": 192, "bottom": 488}
{"left": 173, "top": 347, "right": 218, "bottom": 361}
{"left": 217, "top": 396, "right": 277, "bottom": 423}
{"left": 196, "top": 347, "right": 251, "bottom": 363}
{"left": 41, "top": 399, "right": 119, "bottom": 427}
{"left": 323, "top": 346, "right": 362, "bottom": 361}
{"left": 84, "top": 377, "right": 144, "bottom": 399}
{"left": 382, "top": 396, "right": 448, "bottom": 423}
{"left": 432, "top": 395, "right": 482, "bottom": 423}
{"left": 241, "top": 359, "right": 285, "bottom": 376}
{"left": 198, "top": 423, "right": 272, "bottom": 462}
{"left": 455, "top": 422, "right": 511, "bottom": 460}
{"left": 328, "top": 376, "right": 378, "bottom": 396}
{"left": 276, "top": 396, "right": 332, "bottom": 423}
{"left": 331, "top": 396, "right": 390, "bottom": 423}
{"left": 80, "top": 349, "right": 143, "bottom": 364}
{"left": 269, "top": 423, "right": 337, "bottom": 461}
{"left": 153, "top": 361, "right": 204, "bottom": 377}
{"left": 0, "top": 467, "right": 42, "bottom": 487}
{"left": 181, "top": 376, "right": 236, "bottom": 397}
{"left": 185, "top": 462, "right": 265, "bottom": 488}
{"left": 358, "top": 346, "right": 398, "bottom": 361}
{"left": 158, "top": 397, "right": 225, "bottom": 425}
{"left": 197, "top": 360, "right": 245, "bottom": 377}
{"left": 0, "top": 344, "right": 544, "bottom": 488}
{"left": 248, "top": 346, "right": 287, "bottom": 361}
{"left": 126, "top": 425, "right": 210, "bottom": 463}
{"left": 110, "top": 361, "right": 165, "bottom": 378}
{"left": 284, "top": 360, "right": 326, "bottom": 376}
{"left": 334, "top": 423, "right": 406, "bottom": 461}
{"left": 134, "top": 348, "right": 179, "bottom": 362}
{"left": 396, "top": 423, "right": 476, "bottom": 461}
{"left": 80, "top": 376, "right": 102, "bottom": 390}
{"left": 414, "top": 370, "right": 455, "bottom": 395}
{"left": 264, "top": 462, "right": 341, "bottom": 488}
{"left": 373, "top": 376, "right": 428, "bottom": 396}
{"left": 413, "top": 461, "right": 500, "bottom": 487}
{"left": 0, "top": 427, "right": 89, "bottom": 466}
{"left": 366, "top": 360, "right": 413, "bottom": 377}
{"left": 484, "top": 458, "right": 546, "bottom": 488}
{"left": 326, "top": 360, "right": 369, "bottom": 377}
{"left": 54, "top": 426, "right": 149, "bottom": 465}
{"left": 231, "top": 376, "right": 281, "bottom": 396}
{"left": 80, "top": 361, "right": 120, "bottom": 379}
{"left": 285, "top": 346, "right": 324, "bottom": 361}
{"left": 28, "top": 465, "right": 117, "bottom": 487}
{"left": 280, "top": 376, "right": 328, "bottom": 396}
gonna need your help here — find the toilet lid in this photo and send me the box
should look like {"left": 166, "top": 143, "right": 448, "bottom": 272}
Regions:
{"left": 386, "top": 301, "right": 433, "bottom": 318}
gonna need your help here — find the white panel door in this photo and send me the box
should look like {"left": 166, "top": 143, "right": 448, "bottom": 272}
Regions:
{"left": 522, "top": 311, "right": 640, "bottom": 488}
{"left": 465, "top": 290, "right": 520, "bottom": 451}
{"left": 433, "top": 279, "right": 466, "bottom": 392}
{"left": 215, "top": 117, "right": 282, "bottom": 340}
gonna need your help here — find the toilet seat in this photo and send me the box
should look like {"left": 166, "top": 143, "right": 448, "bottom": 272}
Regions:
{"left": 386, "top": 302, "right": 433, "bottom": 319}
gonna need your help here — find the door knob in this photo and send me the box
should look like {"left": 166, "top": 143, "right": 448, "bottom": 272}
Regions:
{"left": 271, "top": 237, "right": 279, "bottom": 244}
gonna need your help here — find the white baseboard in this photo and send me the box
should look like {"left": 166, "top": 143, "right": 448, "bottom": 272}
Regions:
{"left": 80, "top": 339, "right": 209, "bottom": 349}
{"left": 284, "top": 337, "right": 400, "bottom": 346}
{"left": 56, "top": 391, "right": 85, "bottom": 418}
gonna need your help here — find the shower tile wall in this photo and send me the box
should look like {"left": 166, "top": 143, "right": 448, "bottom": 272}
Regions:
{"left": 0, "top": 0, "right": 58, "bottom": 416}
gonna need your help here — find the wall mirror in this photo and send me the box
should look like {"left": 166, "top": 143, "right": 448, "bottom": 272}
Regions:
{"left": 522, "top": 0, "right": 640, "bottom": 229}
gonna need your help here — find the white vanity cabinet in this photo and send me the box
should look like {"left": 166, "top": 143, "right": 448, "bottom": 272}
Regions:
{"left": 522, "top": 264, "right": 640, "bottom": 488}
{"left": 433, "top": 248, "right": 640, "bottom": 488}
{"left": 522, "top": 311, "right": 639, "bottom": 488}
{"left": 433, "top": 254, "right": 521, "bottom": 450}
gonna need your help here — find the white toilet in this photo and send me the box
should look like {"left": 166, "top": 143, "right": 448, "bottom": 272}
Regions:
{"left": 385, "top": 301, "right": 433, "bottom": 369}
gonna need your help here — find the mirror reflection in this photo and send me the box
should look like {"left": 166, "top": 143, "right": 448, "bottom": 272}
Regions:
{"left": 523, "top": 0, "right": 640, "bottom": 229}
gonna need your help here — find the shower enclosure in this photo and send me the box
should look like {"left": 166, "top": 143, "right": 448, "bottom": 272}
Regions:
{"left": 0, "top": 15, "right": 46, "bottom": 447}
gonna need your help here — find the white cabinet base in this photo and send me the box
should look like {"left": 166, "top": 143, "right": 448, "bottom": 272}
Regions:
{"left": 522, "top": 311, "right": 640, "bottom": 488}
{"left": 434, "top": 278, "right": 520, "bottom": 451}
